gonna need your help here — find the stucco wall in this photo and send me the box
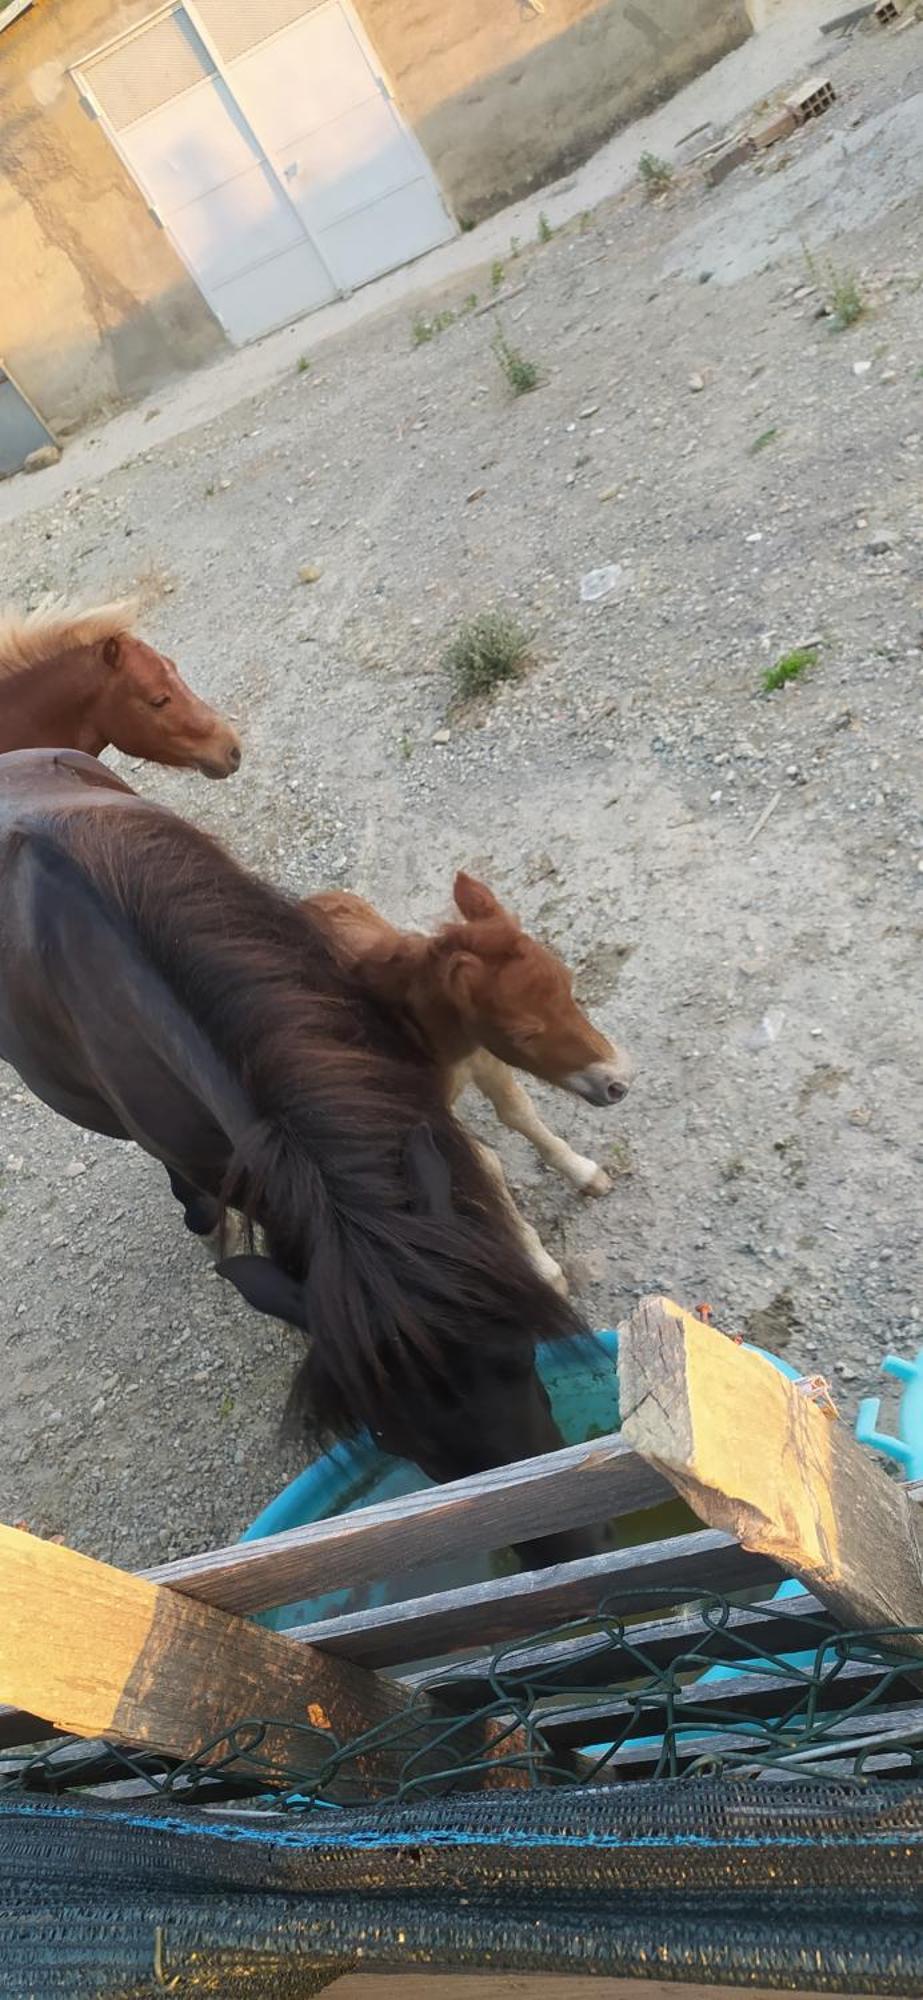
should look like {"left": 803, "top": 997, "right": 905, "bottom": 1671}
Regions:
{"left": 0, "top": 0, "right": 751, "bottom": 433}
{"left": 0, "top": 0, "right": 224, "bottom": 435}
{"left": 358, "top": 0, "right": 753, "bottom": 224}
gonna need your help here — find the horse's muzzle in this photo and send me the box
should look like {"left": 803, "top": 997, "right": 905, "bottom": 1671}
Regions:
{"left": 564, "top": 1059, "right": 633, "bottom": 1106}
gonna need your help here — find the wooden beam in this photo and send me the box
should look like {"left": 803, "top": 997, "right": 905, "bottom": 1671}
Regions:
{"left": 287, "top": 1527, "right": 781, "bottom": 1670}
{"left": 144, "top": 1433, "right": 673, "bottom": 1617}
{"left": 619, "top": 1297, "right": 923, "bottom": 1645}
{"left": 0, "top": 1526, "right": 488, "bottom": 1790}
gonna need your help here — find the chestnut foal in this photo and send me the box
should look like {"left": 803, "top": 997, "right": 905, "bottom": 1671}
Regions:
{"left": 0, "top": 600, "right": 241, "bottom": 777}
{"left": 304, "top": 873, "right": 633, "bottom": 1294}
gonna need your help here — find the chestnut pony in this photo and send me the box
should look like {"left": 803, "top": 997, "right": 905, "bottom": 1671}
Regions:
{"left": 0, "top": 601, "right": 241, "bottom": 777}
{"left": 305, "top": 875, "right": 633, "bottom": 1294}
{"left": 0, "top": 750, "right": 593, "bottom": 1568}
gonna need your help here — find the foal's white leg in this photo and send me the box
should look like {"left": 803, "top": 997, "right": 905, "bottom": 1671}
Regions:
{"left": 472, "top": 1138, "right": 569, "bottom": 1297}
{"left": 468, "top": 1049, "right": 612, "bottom": 1196}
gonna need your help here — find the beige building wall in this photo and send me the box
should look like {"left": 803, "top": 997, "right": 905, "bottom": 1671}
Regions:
{"left": 0, "top": 0, "right": 751, "bottom": 434}
{"left": 0, "top": 0, "right": 224, "bottom": 436}
{"left": 358, "top": 0, "right": 753, "bottom": 224}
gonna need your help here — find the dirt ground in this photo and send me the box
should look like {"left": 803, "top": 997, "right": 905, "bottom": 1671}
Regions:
{"left": 1, "top": 20, "right": 922, "bottom": 1569}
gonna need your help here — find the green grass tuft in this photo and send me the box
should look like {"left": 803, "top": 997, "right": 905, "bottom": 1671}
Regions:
{"left": 762, "top": 646, "right": 818, "bottom": 694}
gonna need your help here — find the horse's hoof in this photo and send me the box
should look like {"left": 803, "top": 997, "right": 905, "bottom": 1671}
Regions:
{"left": 582, "top": 1165, "right": 612, "bottom": 1198}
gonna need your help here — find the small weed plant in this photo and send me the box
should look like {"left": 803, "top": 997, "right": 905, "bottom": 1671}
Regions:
{"left": 412, "top": 307, "right": 455, "bottom": 346}
{"left": 638, "top": 151, "right": 673, "bottom": 197}
{"left": 492, "top": 323, "right": 539, "bottom": 396}
{"left": 443, "top": 609, "right": 533, "bottom": 700}
{"left": 803, "top": 243, "right": 865, "bottom": 331}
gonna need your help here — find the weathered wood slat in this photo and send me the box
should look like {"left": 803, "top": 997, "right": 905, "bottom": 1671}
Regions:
{"left": 537, "top": 1653, "right": 920, "bottom": 1752}
{"left": 408, "top": 1590, "right": 839, "bottom": 1709}
{"left": 145, "top": 1433, "right": 672, "bottom": 1616}
{"left": 586, "top": 1697, "right": 923, "bottom": 1781}
{"left": 0, "top": 1526, "right": 485, "bottom": 1790}
{"left": 289, "top": 1527, "right": 782, "bottom": 1670}
{"left": 619, "top": 1298, "right": 923, "bottom": 1647}
{"left": 0, "top": 1705, "right": 54, "bottom": 1751}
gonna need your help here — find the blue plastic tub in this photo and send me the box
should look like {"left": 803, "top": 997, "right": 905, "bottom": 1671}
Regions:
{"left": 243, "top": 1329, "right": 800, "bottom": 1633}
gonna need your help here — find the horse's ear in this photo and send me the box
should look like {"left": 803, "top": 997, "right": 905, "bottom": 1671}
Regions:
{"left": 217, "top": 1255, "right": 306, "bottom": 1329}
{"left": 102, "top": 635, "right": 122, "bottom": 669}
{"left": 453, "top": 872, "right": 502, "bottom": 922}
{"left": 440, "top": 947, "right": 481, "bottom": 1012}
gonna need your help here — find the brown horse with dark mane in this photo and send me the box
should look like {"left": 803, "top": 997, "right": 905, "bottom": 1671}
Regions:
{"left": 0, "top": 749, "right": 592, "bottom": 1566}
{"left": 0, "top": 601, "right": 241, "bottom": 777}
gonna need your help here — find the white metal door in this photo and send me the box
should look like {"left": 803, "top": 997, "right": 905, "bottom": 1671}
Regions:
{"left": 190, "top": 0, "right": 455, "bottom": 293}
{"left": 76, "top": 8, "right": 335, "bottom": 344}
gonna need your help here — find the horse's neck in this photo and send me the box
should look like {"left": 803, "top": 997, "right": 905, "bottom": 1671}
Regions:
{"left": 392, "top": 941, "right": 482, "bottom": 1073}
{"left": 0, "top": 648, "right": 106, "bottom": 755}
{"left": 304, "top": 892, "right": 478, "bottom": 1076}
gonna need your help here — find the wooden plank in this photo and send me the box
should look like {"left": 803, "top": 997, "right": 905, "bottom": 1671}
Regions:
{"left": 408, "top": 1590, "right": 839, "bottom": 1710}
{"left": 0, "top": 1526, "right": 486, "bottom": 1790}
{"left": 287, "top": 1528, "right": 782, "bottom": 1670}
{"left": 618, "top": 1298, "right": 923, "bottom": 1646}
{"left": 330, "top": 1979, "right": 879, "bottom": 1999}
{"left": 144, "top": 1433, "right": 672, "bottom": 1617}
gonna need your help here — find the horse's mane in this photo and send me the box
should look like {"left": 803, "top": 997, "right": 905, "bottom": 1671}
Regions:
{"left": 59, "top": 802, "right": 585, "bottom": 1455}
{"left": 0, "top": 598, "right": 138, "bottom": 679}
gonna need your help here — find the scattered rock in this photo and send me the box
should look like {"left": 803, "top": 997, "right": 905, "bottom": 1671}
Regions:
{"left": 298, "top": 563, "right": 322, "bottom": 584}
{"left": 688, "top": 372, "right": 707, "bottom": 393}
{"left": 23, "top": 444, "right": 61, "bottom": 474}
{"left": 431, "top": 728, "right": 451, "bottom": 745}
{"left": 865, "top": 535, "right": 894, "bottom": 555}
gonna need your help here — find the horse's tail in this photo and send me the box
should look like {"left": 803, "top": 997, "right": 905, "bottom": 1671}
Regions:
{"left": 219, "top": 1108, "right": 587, "bottom": 1471}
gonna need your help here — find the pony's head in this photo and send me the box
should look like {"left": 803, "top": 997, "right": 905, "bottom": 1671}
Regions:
{"left": 433, "top": 872, "right": 633, "bottom": 1107}
{"left": 92, "top": 626, "right": 242, "bottom": 778}
{"left": 0, "top": 600, "right": 242, "bottom": 777}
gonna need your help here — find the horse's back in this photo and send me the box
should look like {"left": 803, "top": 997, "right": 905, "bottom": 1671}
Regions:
{"left": 0, "top": 747, "right": 139, "bottom": 819}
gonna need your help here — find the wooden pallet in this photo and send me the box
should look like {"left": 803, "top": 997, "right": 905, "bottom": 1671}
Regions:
{"left": 3, "top": 1298, "right": 923, "bottom": 1795}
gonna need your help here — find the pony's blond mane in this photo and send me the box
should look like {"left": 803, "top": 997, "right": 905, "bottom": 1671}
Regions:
{"left": 0, "top": 598, "right": 139, "bottom": 679}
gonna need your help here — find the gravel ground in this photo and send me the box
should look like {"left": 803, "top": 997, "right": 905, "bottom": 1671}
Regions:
{"left": 1, "top": 22, "right": 922, "bottom": 1568}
